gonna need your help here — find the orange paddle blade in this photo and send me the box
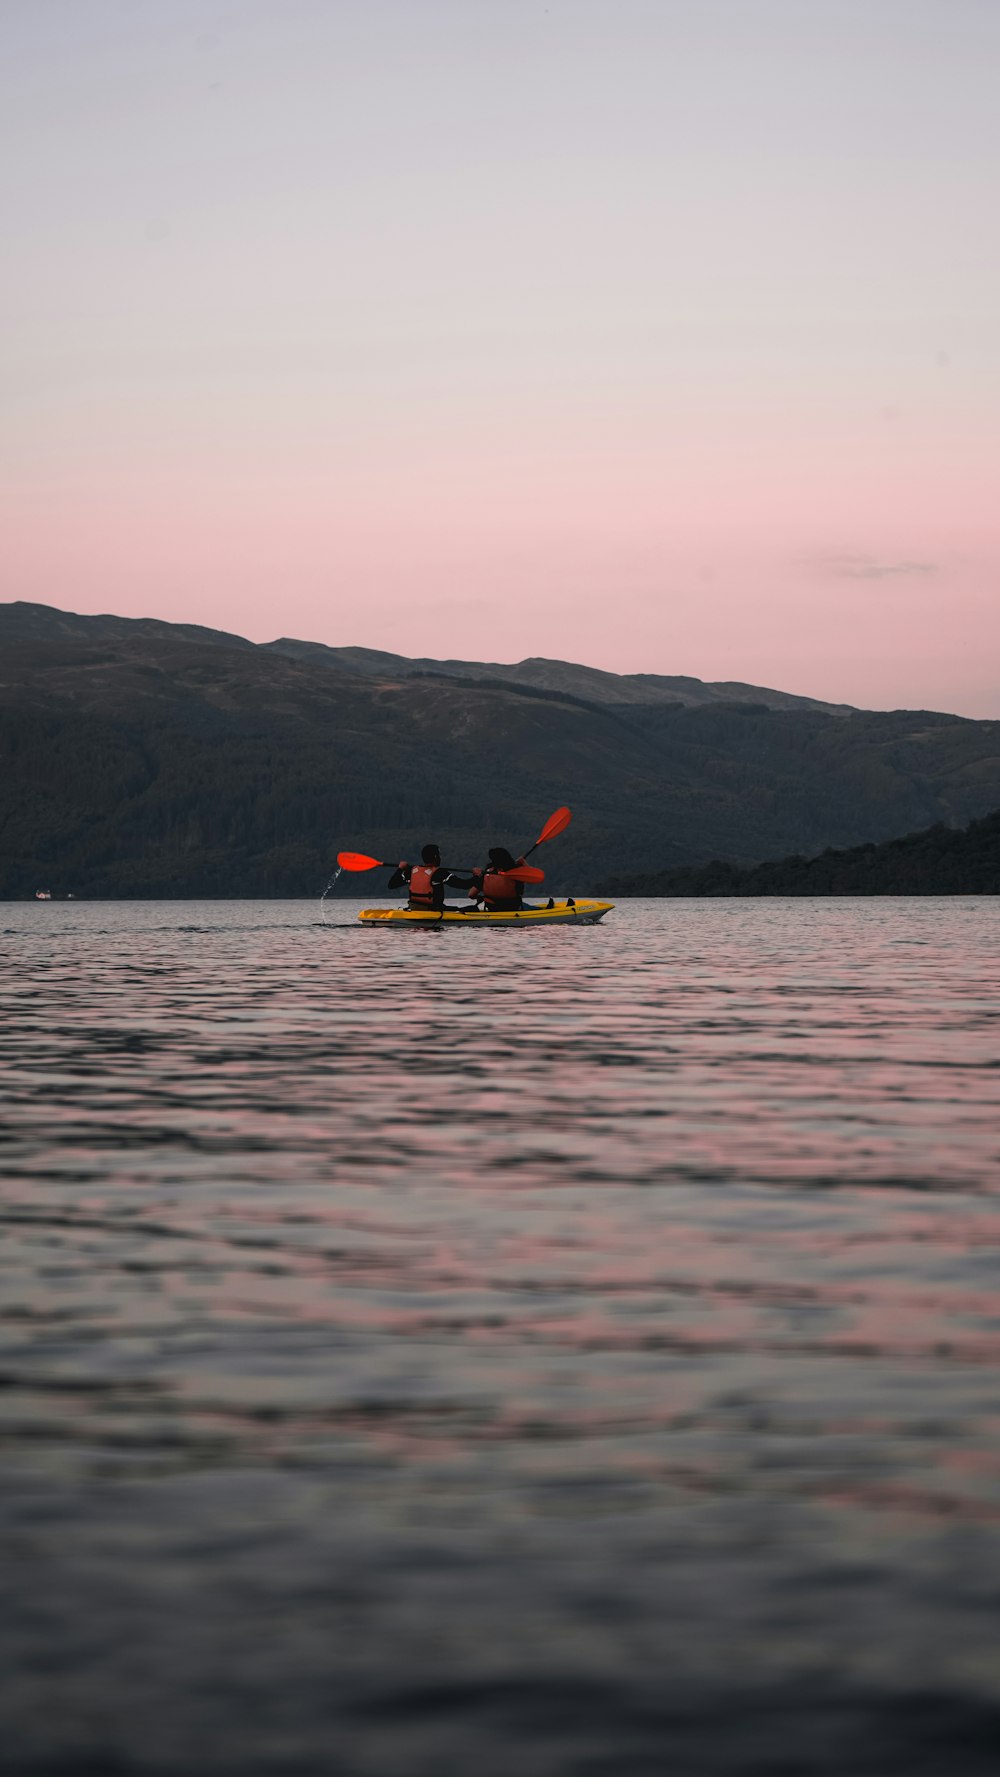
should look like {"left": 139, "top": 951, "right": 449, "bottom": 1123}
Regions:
{"left": 337, "top": 851, "right": 386, "bottom": 871}
{"left": 509, "top": 864, "right": 545, "bottom": 884}
{"left": 536, "top": 806, "right": 572, "bottom": 845}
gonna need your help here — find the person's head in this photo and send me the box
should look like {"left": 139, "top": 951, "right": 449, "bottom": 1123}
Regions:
{"left": 421, "top": 843, "right": 441, "bottom": 866}
{"left": 488, "top": 846, "right": 516, "bottom": 870}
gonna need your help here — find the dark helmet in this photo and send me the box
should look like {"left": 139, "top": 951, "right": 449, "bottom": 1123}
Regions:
{"left": 421, "top": 843, "right": 441, "bottom": 865}
{"left": 488, "top": 846, "right": 516, "bottom": 870}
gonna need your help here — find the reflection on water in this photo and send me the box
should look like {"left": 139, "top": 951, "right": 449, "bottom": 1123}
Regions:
{"left": 2, "top": 897, "right": 1000, "bottom": 1774}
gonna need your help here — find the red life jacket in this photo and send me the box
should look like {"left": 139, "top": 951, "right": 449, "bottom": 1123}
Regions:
{"left": 481, "top": 867, "right": 521, "bottom": 909}
{"left": 409, "top": 863, "right": 437, "bottom": 908}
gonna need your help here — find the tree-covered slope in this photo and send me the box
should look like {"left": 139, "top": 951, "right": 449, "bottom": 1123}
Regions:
{"left": 602, "top": 809, "right": 1000, "bottom": 896}
{"left": 3, "top": 602, "right": 1000, "bottom": 897}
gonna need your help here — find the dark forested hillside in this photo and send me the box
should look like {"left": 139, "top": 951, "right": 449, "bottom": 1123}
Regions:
{"left": 3, "top": 601, "right": 1000, "bottom": 898}
{"left": 602, "top": 809, "right": 1000, "bottom": 896}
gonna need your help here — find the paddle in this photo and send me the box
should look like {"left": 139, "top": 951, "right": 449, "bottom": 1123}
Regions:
{"left": 336, "top": 852, "right": 391, "bottom": 872}
{"left": 336, "top": 851, "right": 544, "bottom": 884}
{"left": 523, "top": 805, "right": 572, "bottom": 859}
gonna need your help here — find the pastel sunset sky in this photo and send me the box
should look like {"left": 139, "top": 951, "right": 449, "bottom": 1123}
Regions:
{"left": 3, "top": 0, "right": 998, "bottom": 714}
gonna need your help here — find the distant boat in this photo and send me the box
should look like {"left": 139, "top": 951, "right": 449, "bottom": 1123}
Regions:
{"left": 35, "top": 889, "right": 52, "bottom": 899}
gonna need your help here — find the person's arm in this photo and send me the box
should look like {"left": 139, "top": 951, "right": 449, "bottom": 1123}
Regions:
{"left": 387, "top": 862, "right": 410, "bottom": 891}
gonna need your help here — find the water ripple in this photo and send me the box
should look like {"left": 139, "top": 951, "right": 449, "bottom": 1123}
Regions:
{"left": 2, "top": 896, "right": 1000, "bottom": 1774}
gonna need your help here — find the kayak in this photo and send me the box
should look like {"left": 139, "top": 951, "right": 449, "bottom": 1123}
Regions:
{"left": 358, "top": 899, "right": 614, "bottom": 929}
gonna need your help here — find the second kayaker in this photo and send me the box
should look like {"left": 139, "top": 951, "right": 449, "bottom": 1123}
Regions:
{"left": 468, "top": 846, "right": 535, "bottom": 913}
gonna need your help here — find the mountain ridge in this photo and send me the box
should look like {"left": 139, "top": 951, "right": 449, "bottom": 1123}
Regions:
{"left": 2, "top": 602, "right": 850, "bottom": 714}
{"left": 3, "top": 600, "right": 1000, "bottom": 898}
{"left": 262, "top": 638, "right": 854, "bottom": 713}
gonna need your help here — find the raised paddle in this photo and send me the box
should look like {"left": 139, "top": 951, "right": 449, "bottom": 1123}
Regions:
{"left": 336, "top": 851, "right": 544, "bottom": 884}
{"left": 522, "top": 805, "right": 572, "bottom": 860}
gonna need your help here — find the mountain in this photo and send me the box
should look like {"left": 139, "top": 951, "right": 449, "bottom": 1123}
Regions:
{"left": 3, "top": 600, "right": 1000, "bottom": 898}
{"left": 0, "top": 601, "right": 256, "bottom": 654}
{"left": 262, "top": 636, "right": 852, "bottom": 715}
{"left": 0, "top": 602, "right": 850, "bottom": 712}
{"left": 601, "top": 808, "right": 1000, "bottom": 896}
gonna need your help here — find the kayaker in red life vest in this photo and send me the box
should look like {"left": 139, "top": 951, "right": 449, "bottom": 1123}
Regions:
{"left": 387, "top": 844, "right": 472, "bottom": 912}
{"left": 468, "top": 847, "right": 536, "bottom": 913}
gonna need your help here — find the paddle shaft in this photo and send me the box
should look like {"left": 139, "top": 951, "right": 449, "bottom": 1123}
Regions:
{"left": 379, "top": 861, "right": 543, "bottom": 883}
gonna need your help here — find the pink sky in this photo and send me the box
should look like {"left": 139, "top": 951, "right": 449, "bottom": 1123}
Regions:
{"left": 3, "top": 1, "right": 999, "bottom": 715}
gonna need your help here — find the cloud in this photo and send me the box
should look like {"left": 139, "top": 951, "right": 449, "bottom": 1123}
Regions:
{"left": 810, "top": 551, "right": 939, "bottom": 581}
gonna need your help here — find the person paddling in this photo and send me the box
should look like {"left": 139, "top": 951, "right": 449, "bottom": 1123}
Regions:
{"left": 388, "top": 844, "right": 471, "bottom": 912}
{"left": 468, "top": 846, "right": 537, "bottom": 913}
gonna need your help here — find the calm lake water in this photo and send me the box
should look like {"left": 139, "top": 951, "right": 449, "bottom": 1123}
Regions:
{"left": 2, "top": 896, "right": 1000, "bottom": 1775}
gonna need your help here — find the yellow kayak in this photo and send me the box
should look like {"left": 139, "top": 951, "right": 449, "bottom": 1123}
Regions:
{"left": 359, "top": 899, "right": 614, "bottom": 929}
